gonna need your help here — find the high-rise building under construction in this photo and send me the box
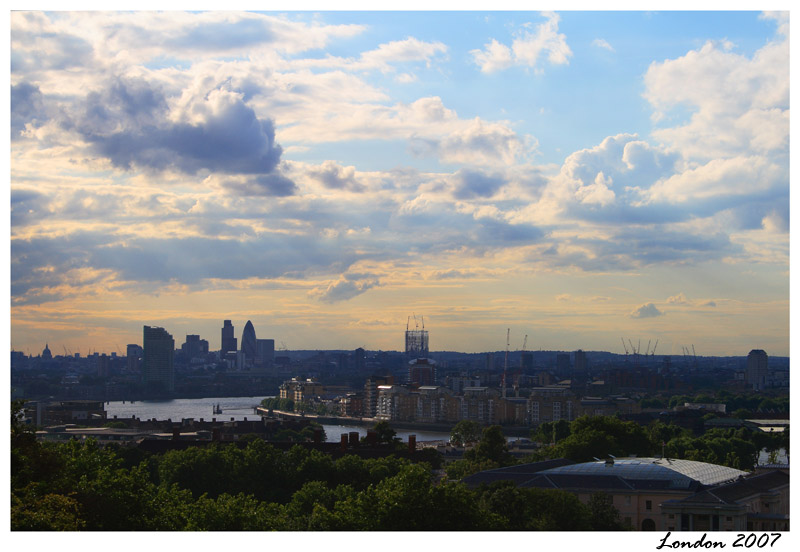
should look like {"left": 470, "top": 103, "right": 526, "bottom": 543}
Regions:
{"left": 405, "top": 315, "right": 428, "bottom": 358}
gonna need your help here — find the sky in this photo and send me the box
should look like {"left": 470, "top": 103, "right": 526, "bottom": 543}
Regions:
{"left": 7, "top": 8, "right": 791, "bottom": 358}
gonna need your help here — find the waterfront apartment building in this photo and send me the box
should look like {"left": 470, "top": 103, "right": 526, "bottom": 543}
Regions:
{"left": 142, "top": 326, "right": 175, "bottom": 392}
{"left": 279, "top": 377, "right": 325, "bottom": 404}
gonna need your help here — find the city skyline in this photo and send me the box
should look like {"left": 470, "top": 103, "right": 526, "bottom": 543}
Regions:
{"left": 9, "top": 10, "right": 789, "bottom": 357}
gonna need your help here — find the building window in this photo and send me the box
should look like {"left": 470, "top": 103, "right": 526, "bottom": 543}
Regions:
{"left": 646, "top": 500, "right": 652, "bottom": 510}
{"left": 625, "top": 496, "right": 631, "bottom": 505}
{"left": 668, "top": 514, "right": 674, "bottom": 519}
{"left": 726, "top": 517, "right": 732, "bottom": 522}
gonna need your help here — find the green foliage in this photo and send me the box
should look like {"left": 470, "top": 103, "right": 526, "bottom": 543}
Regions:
{"left": 11, "top": 492, "right": 86, "bottom": 530}
{"left": 530, "top": 419, "right": 571, "bottom": 444}
{"left": 465, "top": 425, "right": 514, "bottom": 465}
{"left": 587, "top": 492, "right": 628, "bottom": 530}
{"left": 372, "top": 420, "right": 399, "bottom": 444}
{"left": 549, "top": 416, "right": 654, "bottom": 462}
{"left": 450, "top": 419, "right": 481, "bottom": 447}
{"left": 445, "top": 458, "right": 500, "bottom": 481}
{"left": 260, "top": 397, "right": 295, "bottom": 412}
{"left": 476, "top": 481, "right": 593, "bottom": 530}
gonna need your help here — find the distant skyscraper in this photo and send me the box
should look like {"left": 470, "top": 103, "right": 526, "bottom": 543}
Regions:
{"left": 126, "top": 344, "right": 143, "bottom": 373}
{"left": 143, "top": 326, "right": 174, "bottom": 392}
{"left": 746, "top": 349, "right": 768, "bottom": 391}
{"left": 257, "top": 338, "right": 275, "bottom": 368}
{"left": 241, "top": 320, "right": 257, "bottom": 365}
{"left": 353, "top": 347, "right": 366, "bottom": 372}
{"left": 556, "top": 353, "right": 570, "bottom": 373}
{"left": 221, "top": 320, "right": 237, "bottom": 356}
{"left": 182, "top": 335, "right": 208, "bottom": 360}
{"left": 572, "top": 350, "right": 588, "bottom": 388}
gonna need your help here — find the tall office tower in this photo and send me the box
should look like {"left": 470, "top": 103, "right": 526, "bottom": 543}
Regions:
{"left": 97, "top": 354, "right": 110, "bottom": 378}
{"left": 257, "top": 338, "right": 275, "bottom": 368}
{"left": 405, "top": 316, "right": 429, "bottom": 358}
{"left": 353, "top": 347, "right": 366, "bottom": 372}
{"left": 221, "top": 320, "right": 237, "bottom": 356}
{"left": 572, "top": 349, "right": 588, "bottom": 388}
{"left": 126, "top": 344, "right": 143, "bottom": 372}
{"left": 746, "top": 349, "right": 769, "bottom": 391}
{"left": 241, "top": 320, "right": 257, "bottom": 363}
{"left": 142, "top": 326, "right": 175, "bottom": 392}
{"left": 521, "top": 351, "right": 534, "bottom": 371}
{"left": 182, "top": 334, "right": 205, "bottom": 360}
{"left": 556, "top": 353, "right": 571, "bottom": 374}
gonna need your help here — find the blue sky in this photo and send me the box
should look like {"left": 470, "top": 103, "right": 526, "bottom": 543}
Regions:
{"left": 8, "top": 9, "right": 790, "bottom": 357}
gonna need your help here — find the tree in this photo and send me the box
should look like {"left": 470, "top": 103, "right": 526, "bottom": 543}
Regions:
{"left": 588, "top": 492, "right": 628, "bottom": 530}
{"left": 372, "top": 421, "right": 399, "bottom": 444}
{"left": 450, "top": 419, "right": 481, "bottom": 447}
{"left": 464, "top": 425, "right": 514, "bottom": 466}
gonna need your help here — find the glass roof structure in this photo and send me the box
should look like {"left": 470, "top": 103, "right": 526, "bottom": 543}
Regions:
{"left": 537, "top": 458, "right": 747, "bottom": 489}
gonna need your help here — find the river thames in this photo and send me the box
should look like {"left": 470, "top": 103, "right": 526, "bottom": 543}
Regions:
{"left": 104, "top": 396, "right": 453, "bottom": 443}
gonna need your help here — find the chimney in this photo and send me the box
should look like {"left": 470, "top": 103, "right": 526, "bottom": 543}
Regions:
{"left": 340, "top": 433, "right": 348, "bottom": 451}
{"left": 408, "top": 434, "right": 416, "bottom": 454}
{"left": 366, "top": 430, "right": 378, "bottom": 446}
{"left": 349, "top": 432, "right": 360, "bottom": 447}
{"left": 313, "top": 428, "right": 323, "bottom": 444}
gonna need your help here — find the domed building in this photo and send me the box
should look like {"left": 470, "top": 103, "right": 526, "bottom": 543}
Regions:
{"left": 462, "top": 456, "right": 788, "bottom": 532}
{"left": 41, "top": 343, "right": 52, "bottom": 360}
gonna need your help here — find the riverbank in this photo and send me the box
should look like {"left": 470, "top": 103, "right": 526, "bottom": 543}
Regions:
{"left": 257, "top": 408, "right": 533, "bottom": 437}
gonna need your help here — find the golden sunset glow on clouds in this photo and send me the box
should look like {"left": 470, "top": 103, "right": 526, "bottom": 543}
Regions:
{"left": 9, "top": 10, "right": 789, "bottom": 357}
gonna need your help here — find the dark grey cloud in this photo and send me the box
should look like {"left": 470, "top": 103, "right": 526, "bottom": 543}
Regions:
{"left": 220, "top": 174, "right": 297, "bottom": 197}
{"left": 61, "top": 77, "right": 293, "bottom": 193}
{"left": 452, "top": 169, "right": 506, "bottom": 200}
{"left": 10, "top": 229, "right": 363, "bottom": 305}
{"left": 10, "top": 188, "right": 49, "bottom": 227}
{"left": 10, "top": 82, "right": 47, "bottom": 139}
{"left": 534, "top": 226, "right": 740, "bottom": 273}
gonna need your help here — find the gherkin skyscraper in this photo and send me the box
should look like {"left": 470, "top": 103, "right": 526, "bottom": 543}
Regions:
{"left": 241, "top": 320, "right": 257, "bottom": 362}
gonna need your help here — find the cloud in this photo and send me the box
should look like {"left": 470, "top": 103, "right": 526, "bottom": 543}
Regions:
{"left": 472, "top": 12, "right": 572, "bottom": 73}
{"left": 410, "top": 117, "right": 528, "bottom": 166}
{"left": 68, "top": 79, "right": 287, "bottom": 181}
{"left": 644, "top": 29, "right": 788, "bottom": 161}
{"left": 10, "top": 82, "right": 47, "bottom": 139}
{"left": 451, "top": 169, "right": 506, "bottom": 200}
{"left": 358, "top": 37, "right": 448, "bottom": 73}
{"left": 629, "top": 303, "right": 664, "bottom": 319}
{"left": 311, "top": 274, "right": 380, "bottom": 303}
{"left": 666, "top": 293, "right": 689, "bottom": 305}
{"left": 592, "top": 38, "right": 615, "bottom": 52}
{"left": 307, "top": 161, "right": 365, "bottom": 192}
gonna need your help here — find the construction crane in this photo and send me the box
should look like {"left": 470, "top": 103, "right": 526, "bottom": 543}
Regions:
{"left": 652, "top": 339, "right": 659, "bottom": 360}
